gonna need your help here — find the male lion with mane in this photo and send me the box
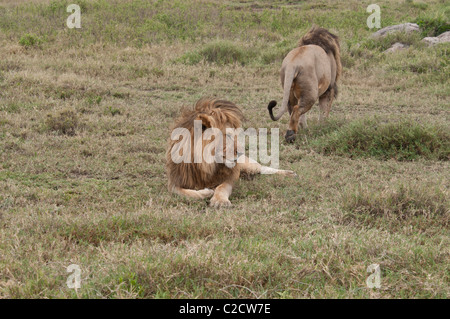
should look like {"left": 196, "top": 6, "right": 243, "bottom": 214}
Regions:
{"left": 268, "top": 26, "right": 342, "bottom": 143}
{"left": 167, "top": 98, "right": 296, "bottom": 207}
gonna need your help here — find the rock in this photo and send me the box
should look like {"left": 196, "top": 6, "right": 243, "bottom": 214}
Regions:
{"left": 383, "top": 42, "right": 409, "bottom": 53}
{"left": 372, "top": 23, "right": 420, "bottom": 38}
{"left": 421, "top": 31, "right": 450, "bottom": 46}
{"left": 437, "top": 31, "right": 450, "bottom": 42}
{"left": 422, "top": 37, "right": 440, "bottom": 46}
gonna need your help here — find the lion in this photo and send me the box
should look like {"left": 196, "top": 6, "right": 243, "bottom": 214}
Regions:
{"left": 167, "top": 98, "right": 296, "bottom": 207}
{"left": 267, "top": 26, "right": 342, "bottom": 143}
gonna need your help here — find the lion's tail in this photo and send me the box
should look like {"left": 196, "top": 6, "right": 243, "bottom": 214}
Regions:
{"left": 298, "top": 26, "right": 342, "bottom": 82}
{"left": 268, "top": 68, "right": 295, "bottom": 121}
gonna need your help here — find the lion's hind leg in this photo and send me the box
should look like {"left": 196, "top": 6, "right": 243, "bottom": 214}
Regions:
{"left": 318, "top": 85, "right": 336, "bottom": 123}
{"left": 299, "top": 113, "right": 307, "bottom": 129}
{"left": 239, "top": 156, "right": 297, "bottom": 177}
{"left": 286, "top": 82, "right": 318, "bottom": 143}
{"left": 173, "top": 186, "right": 215, "bottom": 199}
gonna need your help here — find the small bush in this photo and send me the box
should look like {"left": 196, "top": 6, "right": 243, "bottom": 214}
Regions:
{"left": 105, "top": 106, "right": 121, "bottom": 116}
{"left": 415, "top": 15, "right": 450, "bottom": 37}
{"left": 296, "top": 118, "right": 346, "bottom": 140}
{"left": 311, "top": 118, "right": 450, "bottom": 161}
{"left": 178, "top": 51, "right": 203, "bottom": 65}
{"left": 179, "top": 41, "right": 254, "bottom": 65}
{"left": 406, "top": 1, "right": 428, "bottom": 10}
{"left": 151, "top": 67, "right": 164, "bottom": 77}
{"left": 258, "top": 40, "right": 292, "bottom": 65}
{"left": 199, "top": 40, "right": 251, "bottom": 65}
{"left": 178, "top": 40, "right": 294, "bottom": 66}
{"left": 19, "top": 33, "right": 42, "bottom": 47}
{"left": 45, "top": 109, "right": 78, "bottom": 136}
{"left": 86, "top": 96, "right": 102, "bottom": 105}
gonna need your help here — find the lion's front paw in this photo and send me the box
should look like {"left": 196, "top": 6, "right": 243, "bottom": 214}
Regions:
{"left": 209, "top": 196, "right": 232, "bottom": 208}
{"left": 198, "top": 188, "right": 215, "bottom": 199}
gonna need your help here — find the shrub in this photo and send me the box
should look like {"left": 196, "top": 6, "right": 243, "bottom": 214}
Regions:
{"left": 151, "top": 67, "right": 164, "bottom": 77}
{"left": 105, "top": 106, "right": 121, "bottom": 116}
{"left": 406, "top": 1, "right": 428, "bottom": 10}
{"left": 415, "top": 15, "right": 450, "bottom": 37}
{"left": 86, "top": 96, "right": 102, "bottom": 105}
{"left": 178, "top": 51, "right": 203, "bottom": 65}
{"left": 311, "top": 118, "right": 450, "bottom": 161}
{"left": 45, "top": 109, "right": 78, "bottom": 136}
{"left": 296, "top": 118, "right": 346, "bottom": 140}
{"left": 199, "top": 41, "right": 251, "bottom": 65}
{"left": 179, "top": 40, "right": 253, "bottom": 65}
{"left": 19, "top": 33, "right": 42, "bottom": 47}
{"left": 258, "top": 39, "right": 292, "bottom": 65}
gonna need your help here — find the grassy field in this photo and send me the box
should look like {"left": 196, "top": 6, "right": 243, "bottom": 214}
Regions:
{"left": 0, "top": 0, "right": 449, "bottom": 298}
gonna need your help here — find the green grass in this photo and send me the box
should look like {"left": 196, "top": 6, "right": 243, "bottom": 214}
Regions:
{"left": 342, "top": 184, "right": 449, "bottom": 229}
{"left": 179, "top": 40, "right": 253, "bottom": 65}
{"left": 178, "top": 39, "right": 293, "bottom": 66}
{"left": 415, "top": 13, "right": 450, "bottom": 36}
{"left": 18, "top": 33, "right": 43, "bottom": 47}
{"left": 0, "top": 0, "right": 449, "bottom": 299}
{"left": 309, "top": 118, "right": 449, "bottom": 161}
{"left": 0, "top": 0, "right": 445, "bottom": 47}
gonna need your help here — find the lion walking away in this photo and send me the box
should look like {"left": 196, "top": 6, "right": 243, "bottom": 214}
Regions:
{"left": 167, "top": 98, "right": 297, "bottom": 208}
{"left": 267, "top": 26, "right": 342, "bottom": 143}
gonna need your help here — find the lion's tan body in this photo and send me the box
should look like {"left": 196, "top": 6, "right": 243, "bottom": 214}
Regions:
{"left": 167, "top": 98, "right": 296, "bottom": 207}
{"left": 268, "top": 27, "right": 342, "bottom": 142}
{"left": 282, "top": 45, "right": 337, "bottom": 104}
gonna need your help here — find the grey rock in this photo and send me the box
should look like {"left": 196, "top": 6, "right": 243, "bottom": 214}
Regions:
{"left": 422, "top": 37, "right": 440, "bottom": 46}
{"left": 383, "top": 42, "right": 409, "bottom": 53}
{"left": 372, "top": 23, "right": 420, "bottom": 38}
{"left": 421, "top": 31, "right": 450, "bottom": 46}
{"left": 437, "top": 31, "right": 450, "bottom": 42}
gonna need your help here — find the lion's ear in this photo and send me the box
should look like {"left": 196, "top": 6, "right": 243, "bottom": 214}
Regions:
{"left": 196, "top": 114, "right": 214, "bottom": 130}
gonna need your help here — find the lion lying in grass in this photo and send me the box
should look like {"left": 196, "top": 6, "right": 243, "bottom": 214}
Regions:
{"left": 167, "top": 98, "right": 296, "bottom": 207}
{"left": 268, "top": 26, "right": 342, "bottom": 143}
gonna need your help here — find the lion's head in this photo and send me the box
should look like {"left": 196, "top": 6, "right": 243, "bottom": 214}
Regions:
{"left": 167, "top": 98, "right": 244, "bottom": 191}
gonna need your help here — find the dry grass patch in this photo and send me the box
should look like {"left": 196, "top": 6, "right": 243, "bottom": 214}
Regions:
{"left": 342, "top": 184, "right": 449, "bottom": 230}
{"left": 44, "top": 108, "right": 79, "bottom": 136}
